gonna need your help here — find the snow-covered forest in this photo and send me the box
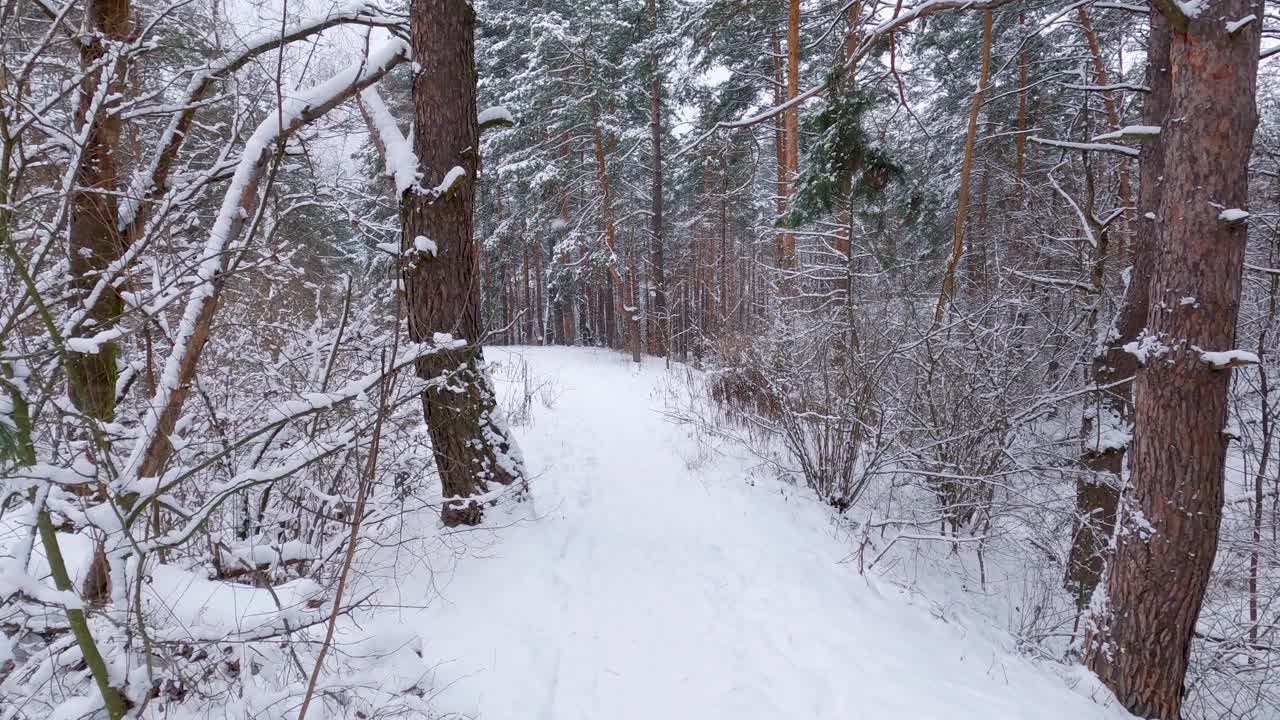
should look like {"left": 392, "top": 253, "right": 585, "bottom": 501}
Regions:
{"left": 1, "top": 0, "right": 1278, "bottom": 718}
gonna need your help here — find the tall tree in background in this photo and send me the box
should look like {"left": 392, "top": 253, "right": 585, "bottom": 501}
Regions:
{"left": 648, "top": 0, "right": 668, "bottom": 357}
{"left": 405, "top": 0, "right": 527, "bottom": 526}
{"left": 933, "top": 10, "right": 992, "bottom": 323}
{"left": 780, "top": 0, "right": 801, "bottom": 270}
{"left": 1085, "top": 3, "right": 1264, "bottom": 717}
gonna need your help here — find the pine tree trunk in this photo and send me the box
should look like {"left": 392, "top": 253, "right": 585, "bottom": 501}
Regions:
{"left": 522, "top": 228, "right": 533, "bottom": 344}
{"left": 834, "top": 2, "right": 861, "bottom": 307}
{"left": 67, "top": 0, "right": 130, "bottom": 423}
{"left": 1085, "top": 5, "right": 1262, "bottom": 716}
{"left": 404, "top": 0, "right": 527, "bottom": 526}
{"left": 1066, "top": 14, "right": 1173, "bottom": 610}
{"left": 648, "top": 0, "right": 668, "bottom": 357}
{"left": 534, "top": 234, "right": 545, "bottom": 344}
{"left": 1077, "top": 7, "right": 1135, "bottom": 255}
{"left": 934, "top": 10, "right": 992, "bottom": 324}
{"left": 1013, "top": 12, "right": 1027, "bottom": 206}
{"left": 779, "top": 0, "right": 800, "bottom": 271}
{"left": 70, "top": 0, "right": 131, "bottom": 610}
{"left": 771, "top": 30, "right": 791, "bottom": 270}
{"left": 583, "top": 51, "right": 640, "bottom": 362}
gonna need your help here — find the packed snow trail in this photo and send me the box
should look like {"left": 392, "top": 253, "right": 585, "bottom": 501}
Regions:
{"left": 408, "top": 347, "right": 1129, "bottom": 720}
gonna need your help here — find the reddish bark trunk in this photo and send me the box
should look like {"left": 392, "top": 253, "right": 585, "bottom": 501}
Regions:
{"left": 1066, "top": 11, "right": 1173, "bottom": 609}
{"left": 934, "top": 11, "right": 992, "bottom": 323}
{"left": 1077, "top": 7, "right": 1136, "bottom": 257}
{"left": 772, "top": 30, "right": 793, "bottom": 270}
{"left": 1085, "top": 5, "right": 1263, "bottom": 716}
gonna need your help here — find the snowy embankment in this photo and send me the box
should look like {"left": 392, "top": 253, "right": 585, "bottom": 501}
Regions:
{"left": 388, "top": 346, "right": 1132, "bottom": 720}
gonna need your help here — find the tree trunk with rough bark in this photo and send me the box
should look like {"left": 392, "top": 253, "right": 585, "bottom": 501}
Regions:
{"left": 1085, "top": 5, "right": 1263, "bottom": 716}
{"left": 1013, "top": 12, "right": 1027, "bottom": 205}
{"left": 779, "top": 0, "right": 800, "bottom": 272}
{"left": 1065, "top": 11, "right": 1172, "bottom": 611}
{"left": 70, "top": 0, "right": 131, "bottom": 610}
{"left": 772, "top": 30, "right": 792, "bottom": 270}
{"left": 648, "top": 0, "right": 668, "bottom": 356}
{"left": 67, "top": 0, "right": 130, "bottom": 423}
{"left": 404, "top": 0, "right": 527, "bottom": 526}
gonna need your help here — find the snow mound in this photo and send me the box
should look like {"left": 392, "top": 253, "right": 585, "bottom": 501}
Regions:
{"left": 403, "top": 346, "right": 1131, "bottom": 720}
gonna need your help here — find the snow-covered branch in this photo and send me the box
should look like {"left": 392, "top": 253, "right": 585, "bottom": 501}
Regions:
{"left": 357, "top": 85, "right": 420, "bottom": 196}
{"left": 119, "top": 39, "right": 410, "bottom": 496}
{"left": 1029, "top": 136, "right": 1140, "bottom": 157}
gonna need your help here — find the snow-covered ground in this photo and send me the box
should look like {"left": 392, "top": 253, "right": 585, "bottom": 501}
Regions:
{"left": 383, "top": 346, "right": 1133, "bottom": 720}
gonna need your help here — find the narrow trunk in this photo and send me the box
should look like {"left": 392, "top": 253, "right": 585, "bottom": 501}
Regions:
{"left": 648, "top": 0, "right": 668, "bottom": 356}
{"left": 772, "top": 30, "right": 792, "bottom": 270}
{"left": 522, "top": 227, "right": 533, "bottom": 343}
{"left": 719, "top": 162, "right": 728, "bottom": 327}
{"left": 534, "top": 234, "right": 545, "bottom": 344}
{"left": 1066, "top": 6, "right": 1173, "bottom": 612}
{"left": 1085, "top": 5, "right": 1263, "bottom": 717}
{"left": 1013, "top": 12, "right": 1027, "bottom": 202}
{"left": 778, "top": 0, "right": 800, "bottom": 272}
{"left": 784, "top": 0, "right": 800, "bottom": 191}
{"left": 1077, "top": 7, "right": 1135, "bottom": 256}
{"left": 835, "top": 2, "right": 861, "bottom": 307}
{"left": 404, "top": 0, "right": 527, "bottom": 526}
{"left": 934, "top": 11, "right": 992, "bottom": 323}
{"left": 1250, "top": 336, "right": 1270, "bottom": 644}
{"left": 583, "top": 50, "right": 641, "bottom": 362}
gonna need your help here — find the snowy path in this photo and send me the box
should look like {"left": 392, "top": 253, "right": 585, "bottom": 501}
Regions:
{"left": 408, "top": 347, "right": 1128, "bottom": 720}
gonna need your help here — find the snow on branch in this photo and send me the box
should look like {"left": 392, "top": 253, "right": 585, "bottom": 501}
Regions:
{"left": 1029, "top": 136, "right": 1139, "bottom": 157}
{"left": 1149, "top": 0, "right": 1197, "bottom": 29}
{"left": 430, "top": 166, "right": 467, "bottom": 197}
{"left": 357, "top": 85, "right": 420, "bottom": 196}
{"left": 1061, "top": 82, "right": 1150, "bottom": 93}
{"left": 1046, "top": 161, "right": 1098, "bottom": 250}
{"left": 1093, "top": 1, "right": 1149, "bottom": 11}
{"left": 259, "top": 338, "right": 461, "bottom": 428}
{"left": 1226, "top": 14, "right": 1257, "bottom": 33}
{"left": 1009, "top": 270, "right": 1094, "bottom": 293}
{"left": 118, "top": 39, "right": 410, "bottom": 494}
{"left": 1123, "top": 332, "right": 1168, "bottom": 365}
{"left": 119, "top": 3, "right": 408, "bottom": 234}
{"left": 478, "top": 105, "right": 515, "bottom": 130}
{"left": 130, "top": 336, "right": 457, "bottom": 546}
{"left": 1091, "top": 125, "right": 1160, "bottom": 142}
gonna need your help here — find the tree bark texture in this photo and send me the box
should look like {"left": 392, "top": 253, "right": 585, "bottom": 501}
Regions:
{"left": 67, "top": 0, "right": 130, "bottom": 422}
{"left": 1085, "top": 5, "right": 1263, "bottom": 717}
{"left": 772, "top": 30, "right": 793, "bottom": 269}
{"left": 1065, "top": 11, "right": 1172, "bottom": 611}
{"left": 648, "top": 0, "right": 668, "bottom": 357}
{"left": 933, "top": 10, "right": 992, "bottom": 324}
{"left": 404, "top": 0, "right": 526, "bottom": 526}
